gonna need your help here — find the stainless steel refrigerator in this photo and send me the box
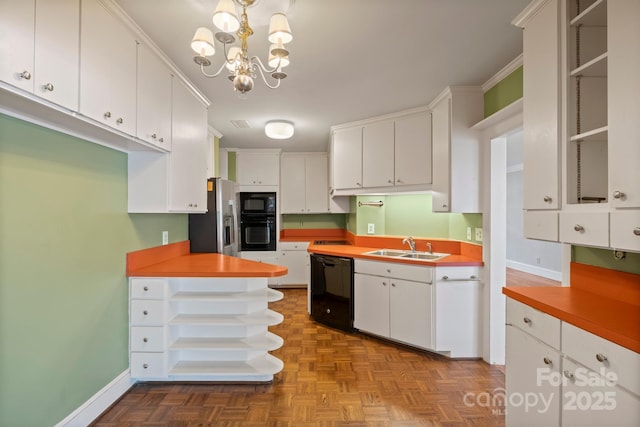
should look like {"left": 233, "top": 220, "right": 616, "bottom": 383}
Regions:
{"left": 188, "top": 178, "right": 238, "bottom": 255}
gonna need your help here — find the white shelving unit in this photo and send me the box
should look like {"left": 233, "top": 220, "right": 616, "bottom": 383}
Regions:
{"left": 129, "top": 277, "right": 284, "bottom": 382}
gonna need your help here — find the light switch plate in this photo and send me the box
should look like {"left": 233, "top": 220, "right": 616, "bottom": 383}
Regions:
{"left": 162, "top": 231, "right": 168, "bottom": 245}
{"left": 367, "top": 223, "right": 375, "bottom": 234}
{"left": 466, "top": 227, "right": 472, "bottom": 240}
{"left": 475, "top": 228, "right": 483, "bottom": 242}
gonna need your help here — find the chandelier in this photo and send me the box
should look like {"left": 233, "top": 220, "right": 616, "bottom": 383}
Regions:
{"left": 190, "top": 0, "right": 292, "bottom": 94}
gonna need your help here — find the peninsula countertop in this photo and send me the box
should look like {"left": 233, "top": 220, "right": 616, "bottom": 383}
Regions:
{"left": 126, "top": 241, "right": 287, "bottom": 278}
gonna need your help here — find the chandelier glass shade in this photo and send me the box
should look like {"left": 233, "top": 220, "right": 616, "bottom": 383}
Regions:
{"left": 191, "top": 0, "right": 292, "bottom": 94}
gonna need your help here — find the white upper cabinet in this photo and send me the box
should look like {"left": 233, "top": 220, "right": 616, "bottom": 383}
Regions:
{"left": 280, "top": 153, "right": 329, "bottom": 214}
{"left": 430, "top": 87, "right": 483, "bottom": 213}
{"left": 137, "top": 43, "right": 172, "bottom": 151}
{"left": 394, "top": 112, "right": 432, "bottom": 186}
{"left": 80, "top": 0, "right": 137, "bottom": 136}
{"left": 608, "top": 0, "right": 640, "bottom": 208}
{"left": 236, "top": 151, "right": 280, "bottom": 187}
{"left": 0, "top": 0, "right": 79, "bottom": 110}
{"left": 331, "top": 127, "right": 363, "bottom": 191}
{"left": 518, "top": 0, "right": 561, "bottom": 210}
{"left": 362, "top": 120, "right": 395, "bottom": 188}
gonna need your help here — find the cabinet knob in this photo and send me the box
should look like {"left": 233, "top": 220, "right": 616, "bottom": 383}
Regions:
{"left": 326, "top": 308, "right": 331, "bottom": 314}
{"left": 19, "top": 70, "right": 31, "bottom": 80}
{"left": 388, "top": 179, "right": 394, "bottom": 184}
{"left": 396, "top": 179, "right": 402, "bottom": 183}
{"left": 574, "top": 224, "right": 585, "bottom": 232}
{"left": 386, "top": 269, "right": 391, "bottom": 273}
{"left": 143, "top": 286, "right": 149, "bottom": 291}
{"left": 143, "top": 337, "right": 148, "bottom": 343}
{"left": 151, "top": 133, "right": 157, "bottom": 139}
{"left": 442, "top": 204, "right": 448, "bottom": 208}
{"left": 143, "top": 363, "right": 148, "bottom": 369}
{"left": 356, "top": 182, "right": 362, "bottom": 187}
{"left": 104, "top": 111, "right": 112, "bottom": 119}
{"left": 543, "top": 196, "right": 552, "bottom": 203}
{"left": 391, "top": 283, "right": 396, "bottom": 287}
{"left": 613, "top": 190, "right": 625, "bottom": 200}
{"left": 595, "top": 353, "right": 608, "bottom": 363}
{"left": 116, "top": 118, "right": 123, "bottom": 124}
{"left": 543, "top": 357, "right": 553, "bottom": 365}
{"left": 43, "top": 83, "right": 54, "bottom": 91}
{"left": 563, "top": 370, "right": 575, "bottom": 381}
{"left": 382, "top": 282, "right": 387, "bottom": 286}
{"left": 143, "top": 310, "right": 148, "bottom": 315}
{"left": 523, "top": 317, "right": 532, "bottom": 325}
{"left": 634, "top": 228, "right": 640, "bottom": 236}
{"left": 158, "top": 137, "right": 164, "bottom": 143}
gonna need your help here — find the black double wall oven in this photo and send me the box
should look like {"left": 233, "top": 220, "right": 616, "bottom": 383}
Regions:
{"left": 239, "top": 192, "right": 276, "bottom": 251}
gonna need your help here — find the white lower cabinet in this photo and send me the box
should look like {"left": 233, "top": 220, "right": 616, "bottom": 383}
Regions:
{"left": 354, "top": 260, "right": 433, "bottom": 350}
{"left": 239, "top": 252, "right": 280, "bottom": 287}
{"left": 505, "top": 297, "right": 640, "bottom": 426}
{"left": 129, "top": 276, "right": 284, "bottom": 382}
{"left": 277, "top": 242, "right": 310, "bottom": 287}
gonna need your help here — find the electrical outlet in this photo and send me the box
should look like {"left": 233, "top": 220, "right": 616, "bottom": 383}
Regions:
{"left": 475, "top": 228, "right": 483, "bottom": 242}
{"left": 162, "top": 231, "right": 168, "bottom": 245}
{"left": 367, "top": 223, "right": 375, "bottom": 234}
{"left": 466, "top": 227, "right": 472, "bottom": 240}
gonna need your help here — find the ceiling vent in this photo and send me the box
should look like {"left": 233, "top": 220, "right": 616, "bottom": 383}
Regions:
{"left": 230, "top": 119, "right": 251, "bottom": 129}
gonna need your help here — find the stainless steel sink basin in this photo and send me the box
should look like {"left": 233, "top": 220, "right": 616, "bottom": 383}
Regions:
{"left": 364, "top": 249, "right": 449, "bottom": 261}
{"left": 400, "top": 252, "right": 449, "bottom": 260}
{"left": 365, "top": 249, "right": 407, "bottom": 257}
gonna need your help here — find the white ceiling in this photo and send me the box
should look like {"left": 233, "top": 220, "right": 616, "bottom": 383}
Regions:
{"left": 115, "top": 0, "right": 529, "bottom": 152}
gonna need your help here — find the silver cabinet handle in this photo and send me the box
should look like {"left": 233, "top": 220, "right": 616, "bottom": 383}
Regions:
{"left": 543, "top": 357, "right": 552, "bottom": 365}
{"left": 151, "top": 133, "right": 157, "bottom": 139}
{"left": 104, "top": 111, "right": 112, "bottom": 119}
{"left": 396, "top": 179, "right": 402, "bottom": 183}
{"left": 43, "top": 83, "right": 54, "bottom": 91}
{"left": 442, "top": 275, "right": 481, "bottom": 282}
{"left": 158, "top": 137, "right": 164, "bottom": 143}
{"left": 356, "top": 182, "right": 362, "bottom": 187}
{"left": 143, "top": 337, "right": 148, "bottom": 343}
{"left": 387, "top": 179, "right": 394, "bottom": 184}
{"left": 143, "top": 286, "right": 149, "bottom": 291}
{"left": 523, "top": 317, "right": 532, "bottom": 325}
{"left": 613, "top": 190, "right": 625, "bottom": 200}
{"left": 382, "top": 282, "right": 387, "bottom": 286}
{"left": 143, "top": 364, "right": 148, "bottom": 369}
{"left": 595, "top": 353, "right": 608, "bottom": 363}
{"left": 143, "top": 310, "right": 148, "bottom": 315}
{"left": 19, "top": 70, "right": 31, "bottom": 80}
{"left": 574, "top": 224, "right": 585, "bottom": 232}
{"left": 563, "top": 370, "right": 575, "bottom": 381}
{"left": 391, "top": 283, "right": 396, "bottom": 287}
{"left": 634, "top": 228, "right": 640, "bottom": 236}
{"left": 543, "top": 196, "right": 552, "bottom": 203}
{"left": 116, "top": 118, "right": 123, "bottom": 124}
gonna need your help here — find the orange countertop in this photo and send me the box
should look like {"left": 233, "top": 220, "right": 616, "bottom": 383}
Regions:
{"left": 290, "top": 229, "right": 484, "bottom": 267}
{"left": 127, "top": 241, "right": 287, "bottom": 278}
{"left": 503, "top": 263, "right": 640, "bottom": 353}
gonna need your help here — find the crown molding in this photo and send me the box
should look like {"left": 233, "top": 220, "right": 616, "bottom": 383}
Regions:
{"left": 208, "top": 125, "right": 223, "bottom": 139}
{"left": 512, "top": 0, "right": 551, "bottom": 28}
{"left": 482, "top": 54, "right": 523, "bottom": 93}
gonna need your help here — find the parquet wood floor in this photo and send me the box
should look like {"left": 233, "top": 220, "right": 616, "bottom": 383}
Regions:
{"left": 93, "top": 288, "right": 508, "bottom": 426}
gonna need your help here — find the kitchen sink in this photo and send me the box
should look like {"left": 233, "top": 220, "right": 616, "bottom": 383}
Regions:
{"left": 364, "top": 249, "right": 449, "bottom": 261}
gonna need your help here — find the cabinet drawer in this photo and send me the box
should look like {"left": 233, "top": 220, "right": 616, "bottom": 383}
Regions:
{"left": 506, "top": 298, "right": 560, "bottom": 350}
{"left": 354, "top": 259, "right": 433, "bottom": 283}
{"left": 610, "top": 210, "right": 640, "bottom": 252}
{"left": 130, "top": 278, "right": 167, "bottom": 299}
{"left": 130, "top": 352, "right": 167, "bottom": 379}
{"left": 562, "top": 322, "right": 640, "bottom": 397}
{"left": 524, "top": 210, "right": 559, "bottom": 241}
{"left": 130, "top": 300, "right": 165, "bottom": 326}
{"left": 559, "top": 211, "right": 609, "bottom": 247}
{"left": 130, "top": 326, "right": 165, "bottom": 352}
{"left": 279, "top": 241, "right": 310, "bottom": 251}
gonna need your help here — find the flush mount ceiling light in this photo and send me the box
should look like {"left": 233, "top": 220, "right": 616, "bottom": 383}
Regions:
{"left": 190, "top": 0, "right": 292, "bottom": 95}
{"left": 265, "top": 120, "right": 294, "bottom": 139}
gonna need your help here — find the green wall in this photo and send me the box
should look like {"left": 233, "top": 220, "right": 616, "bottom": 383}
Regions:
{"left": 345, "top": 195, "right": 482, "bottom": 242}
{"left": 573, "top": 246, "right": 640, "bottom": 275}
{"left": 0, "top": 115, "right": 187, "bottom": 426}
{"left": 282, "top": 214, "right": 345, "bottom": 229}
{"left": 484, "top": 66, "right": 523, "bottom": 117}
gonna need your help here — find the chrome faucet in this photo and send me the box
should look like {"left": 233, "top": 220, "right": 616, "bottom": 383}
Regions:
{"left": 402, "top": 236, "right": 416, "bottom": 252}
{"left": 426, "top": 242, "right": 433, "bottom": 254}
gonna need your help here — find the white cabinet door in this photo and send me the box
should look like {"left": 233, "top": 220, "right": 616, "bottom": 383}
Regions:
{"left": 331, "top": 127, "right": 362, "bottom": 190}
{"left": 137, "top": 43, "right": 172, "bottom": 150}
{"left": 0, "top": 0, "right": 35, "bottom": 92}
{"left": 305, "top": 154, "right": 329, "bottom": 213}
{"left": 354, "top": 273, "right": 389, "bottom": 338}
{"left": 524, "top": 210, "right": 559, "bottom": 242}
{"left": 80, "top": 0, "right": 136, "bottom": 135}
{"left": 278, "top": 250, "right": 308, "bottom": 286}
{"left": 431, "top": 97, "right": 451, "bottom": 212}
{"left": 610, "top": 210, "right": 640, "bottom": 252}
{"left": 522, "top": 0, "right": 560, "bottom": 210}
{"left": 394, "top": 112, "right": 432, "bottom": 186}
{"left": 559, "top": 211, "right": 609, "bottom": 247}
{"left": 608, "top": 0, "right": 640, "bottom": 208}
{"left": 236, "top": 151, "right": 280, "bottom": 186}
{"left": 389, "top": 278, "right": 431, "bottom": 349}
{"left": 362, "top": 120, "right": 394, "bottom": 188}
{"left": 505, "top": 325, "right": 561, "bottom": 427}
{"left": 0, "top": 0, "right": 79, "bottom": 110}
{"left": 280, "top": 154, "right": 306, "bottom": 213}
{"left": 169, "top": 78, "right": 207, "bottom": 212}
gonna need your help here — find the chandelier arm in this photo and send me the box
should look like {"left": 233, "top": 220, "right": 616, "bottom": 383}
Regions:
{"left": 199, "top": 60, "right": 229, "bottom": 78}
{"left": 251, "top": 61, "right": 282, "bottom": 89}
{"left": 251, "top": 55, "right": 279, "bottom": 73}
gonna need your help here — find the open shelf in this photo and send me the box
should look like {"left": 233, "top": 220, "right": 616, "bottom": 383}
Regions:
{"left": 169, "top": 333, "right": 283, "bottom": 351}
{"left": 170, "top": 288, "right": 283, "bottom": 303}
{"left": 169, "top": 309, "right": 284, "bottom": 326}
{"left": 570, "top": 126, "right": 608, "bottom": 143}
{"left": 570, "top": 52, "right": 607, "bottom": 77}
{"left": 169, "top": 354, "right": 284, "bottom": 377}
{"left": 569, "top": 0, "right": 606, "bottom": 27}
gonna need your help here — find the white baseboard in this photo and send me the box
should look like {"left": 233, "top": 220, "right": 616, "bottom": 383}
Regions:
{"left": 506, "top": 260, "right": 562, "bottom": 282}
{"left": 54, "top": 370, "right": 134, "bottom": 427}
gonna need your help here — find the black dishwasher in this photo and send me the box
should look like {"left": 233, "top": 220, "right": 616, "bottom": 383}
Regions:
{"left": 310, "top": 254, "right": 354, "bottom": 331}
